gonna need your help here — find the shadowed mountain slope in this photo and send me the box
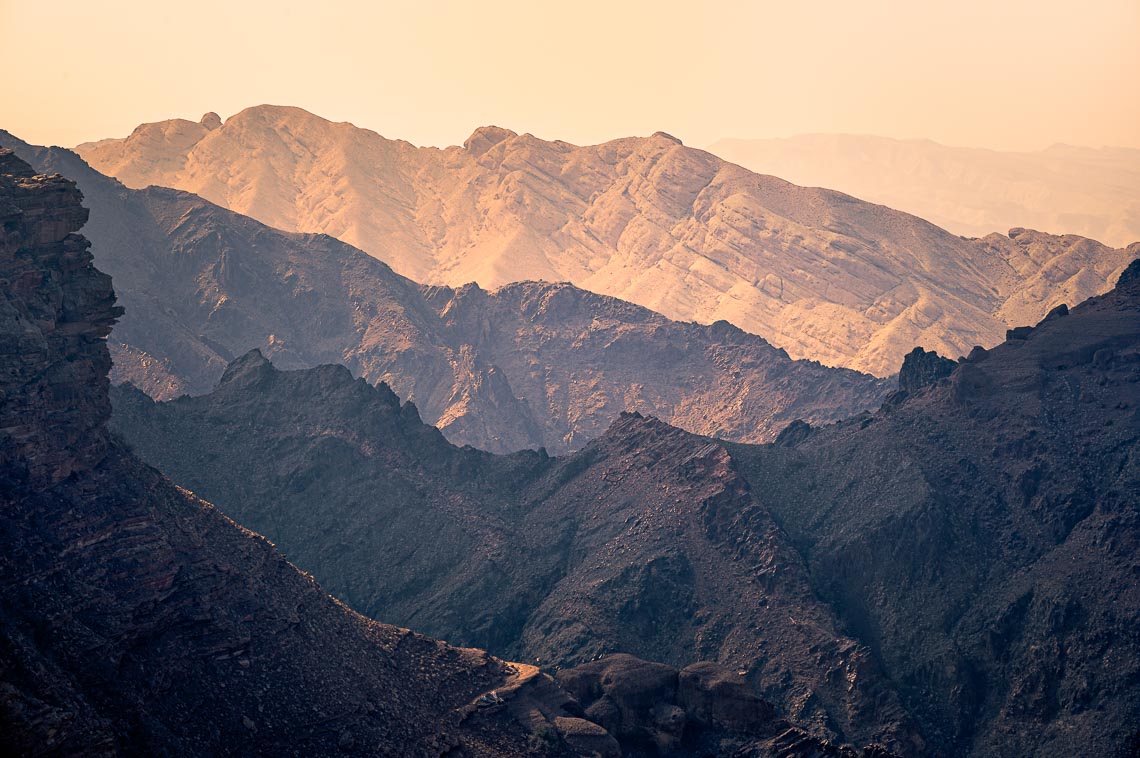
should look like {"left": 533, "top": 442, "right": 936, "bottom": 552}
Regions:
{"left": 114, "top": 263, "right": 1140, "bottom": 756}
{"left": 76, "top": 106, "right": 1138, "bottom": 375}
{"left": 110, "top": 356, "right": 920, "bottom": 754}
{"left": 727, "top": 261, "right": 1140, "bottom": 756}
{"left": 0, "top": 131, "right": 891, "bottom": 454}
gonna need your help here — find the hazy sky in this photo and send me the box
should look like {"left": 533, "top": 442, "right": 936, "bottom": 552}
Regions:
{"left": 3, "top": 0, "right": 1138, "bottom": 151}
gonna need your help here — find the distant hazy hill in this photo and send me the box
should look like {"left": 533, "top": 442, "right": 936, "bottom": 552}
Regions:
{"left": 0, "top": 132, "right": 891, "bottom": 454}
{"left": 709, "top": 134, "right": 1140, "bottom": 248}
{"left": 76, "top": 107, "right": 1138, "bottom": 376}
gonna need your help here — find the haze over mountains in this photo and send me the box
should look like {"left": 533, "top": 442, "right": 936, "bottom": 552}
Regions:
{"left": 709, "top": 134, "right": 1140, "bottom": 248}
{"left": 76, "top": 106, "right": 1139, "bottom": 376}
{"left": 4, "top": 90, "right": 1139, "bottom": 757}
{"left": 112, "top": 258, "right": 1140, "bottom": 756}
{"left": 0, "top": 132, "right": 892, "bottom": 454}
{"left": 2, "top": 147, "right": 899, "bottom": 758}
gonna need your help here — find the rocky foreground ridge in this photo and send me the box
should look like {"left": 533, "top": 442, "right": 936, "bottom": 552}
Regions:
{"left": 76, "top": 106, "right": 1138, "bottom": 375}
{"left": 0, "top": 131, "right": 892, "bottom": 454}
{"left": 115, "top": 259, "right": 1140, "bottom": 755}
{"left": 0, "top": 150, "right": 901, "bottom": 757}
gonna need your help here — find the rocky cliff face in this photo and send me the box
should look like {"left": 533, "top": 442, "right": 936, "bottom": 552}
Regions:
{"left": 0, "top": 150, "right": 121, "bottom": 487}
{"left": 113, "top": 263, "right": 1140, "bottom": 756}
{"left": 1, "top": 132, "right": 892, "bottom": 454}
{"left": 0, "top": 148, "right": 614, "bottom": 758}
{"left": 73, "top": 106, "right": 1139, "bottom": 375}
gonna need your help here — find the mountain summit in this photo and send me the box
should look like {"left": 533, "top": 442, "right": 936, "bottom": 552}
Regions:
{"left": 76, "top": 105, "right": 1139, "bottom": 375}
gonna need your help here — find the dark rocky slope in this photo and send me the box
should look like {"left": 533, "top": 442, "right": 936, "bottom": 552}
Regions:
{"left": 0, "top": 148, "right": 614, "bottom": 757}
{"left": 0, "top": 131, "right": 892, "bottom": 454}
{"left": 111, "top": 355, "right": 918, "bottom": 752}
{"left": 727, "top": 260, "right": 1140, "bottom": 756}
{"left": 114, "top": 263, "right": 1140, "bottom": 756}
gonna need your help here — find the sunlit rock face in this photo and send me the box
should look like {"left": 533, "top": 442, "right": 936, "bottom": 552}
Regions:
{"left": 77, "top": 106, "right": 1139, "bottom": 376}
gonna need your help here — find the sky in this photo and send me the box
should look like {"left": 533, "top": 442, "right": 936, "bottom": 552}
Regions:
{"left": 2, "top": 0, "right": 1138, "bottom": 151}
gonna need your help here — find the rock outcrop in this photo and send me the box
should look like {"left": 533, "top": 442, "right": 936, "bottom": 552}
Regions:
{"left": 556, "top": 654, "right": 894, "bottom": 757}
{"left": 1, "top": 132, "right": 892, "bottom": 453}
{"left": 73, "top": 106, "right": 1139, "bottom": 376}
{"left": 0, "top": 150, "right": 121, "bottom": 487}
{"left": 896, "top": 347, "right": 956, "bottom": 394}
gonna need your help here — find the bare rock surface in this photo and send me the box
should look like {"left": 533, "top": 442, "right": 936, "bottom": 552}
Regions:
{"left": 75, "top": 106, "right": 1138, "bottom": 375}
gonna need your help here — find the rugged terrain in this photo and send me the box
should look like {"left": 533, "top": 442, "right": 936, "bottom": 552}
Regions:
{"left": 0, "top": 145, "right": 618, "bottom": 758}
{"left": 114, "top": 259, "right": 1140, "bottom": 755}
{"left": 709, "top": 134, "right": 1140, "bottom": 247}
{"left": 0, "top": 144, "right": 900, "bottom": 758}
{"left": 1, "top": 131, "right": 891, "bottom": 453}
{"left": 727, "top": 262, "right": 1140, "bottom": 755}
{"left": 76, "top": 107, "right": 1139, "bottom": 375}
{"left": 111, "top": 354, "right": 919, "bottom": 753}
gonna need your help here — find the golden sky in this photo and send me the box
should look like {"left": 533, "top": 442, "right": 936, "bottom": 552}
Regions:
{"left": 3, "top": 0, "right": 1138, "bottom": 151}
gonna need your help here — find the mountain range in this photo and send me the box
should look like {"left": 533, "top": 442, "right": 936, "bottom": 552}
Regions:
{"left": 0, "top": 131, "right": 891, "bottom": 454}
{"left": 709, "top": 134, "right": 1140, "bottom": 248}
{"left": 3, "top": 99, "right": 1138, "bottom": 757}
{"left": 75, "top": 107, "right": 1139, "bottom": 376}
{"left": 111, "top": 255, "right": 1140, "bottom": 756}
{"left": 0, "top": 146, "right": 898, "bottom": 758}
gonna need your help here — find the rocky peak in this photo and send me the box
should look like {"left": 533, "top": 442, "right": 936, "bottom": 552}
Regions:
{"left": 200, "top": 111, "right": 222, "bottom": 131}
{"left": 1118, "top": 257, "right": 1140, "bottom": 288}
{"left": 0, "top": 149, "right": 121, "bottom": 488}
{"left": 216, "top": 347, "right": 274, "bottom": 388}
{"left": 897, "top": 346, "right": 957, "bottom": 394}
{"left": 463, "top": 125, "right": 518, "bottom": 157}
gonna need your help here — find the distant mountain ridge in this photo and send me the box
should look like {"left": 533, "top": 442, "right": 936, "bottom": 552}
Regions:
{"left": 75, "top": 106, "right": 1139, "bottom": 376}
{"left": 0, "top": 131, "right": 892, "bottom": 454}
{"left": 709, "top": 134, "right": 1140, "bottom": 248}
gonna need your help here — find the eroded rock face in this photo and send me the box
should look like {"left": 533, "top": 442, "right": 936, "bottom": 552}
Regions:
{"left": 0, "top": 149, "right": 121, "bottom": 487}
{"left": 0, "top": 147, "right": 598, "bottom": 758}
